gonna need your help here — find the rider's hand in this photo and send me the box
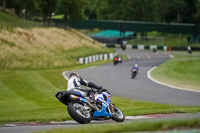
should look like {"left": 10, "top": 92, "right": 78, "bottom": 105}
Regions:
{"left": 99, "top": 88, "right": 109, "bottom": 94}
{"left": 98, "top": 86, "right": 102, "bottom": 89}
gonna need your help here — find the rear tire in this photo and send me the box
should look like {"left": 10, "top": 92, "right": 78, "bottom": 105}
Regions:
{"left": 112, "top": 106, "right": 124, "bottom": 122}
{"left": 67, "top": 102, "right": 92, "bottom": 124}
{"left": 131, "top": 72, "right": 136, "bottom": 79}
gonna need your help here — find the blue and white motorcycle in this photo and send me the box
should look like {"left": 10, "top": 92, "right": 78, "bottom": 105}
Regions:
{"left": 55, "top": 89, "right": 124, "bottom": 124}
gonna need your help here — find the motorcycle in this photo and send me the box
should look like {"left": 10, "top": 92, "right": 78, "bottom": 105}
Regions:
{"left": 113, "top": 56, "right": 119, "bottom": 65}
{"left": 55, "top": 89, "right": 125, "bottom": 124}
{"left": 131, "top": 69, "right": 138, "bottom": 79}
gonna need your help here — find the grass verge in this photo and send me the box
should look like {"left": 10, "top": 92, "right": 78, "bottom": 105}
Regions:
{"left": 0, "top": 52, "right": 200, "bottom": 124}
{"left": 128, "top": 33, "right": 200, "bottom": 47}
{"left": 1, "top": 77, "right": 200, "bottom": 124}
{"left": 151, "top": 53, "right": 200, "bottom": 91}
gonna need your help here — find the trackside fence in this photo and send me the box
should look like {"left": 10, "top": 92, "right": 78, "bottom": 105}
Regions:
{"left": 79, "top": 53, "right": 117, "bottom": 64}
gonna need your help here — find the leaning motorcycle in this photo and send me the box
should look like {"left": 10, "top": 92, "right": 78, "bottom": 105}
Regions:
{"left": 131, "top": 69, "right": 138, "bottom": 79}
{"left": 55, "top": 89, "right": 125, "bottom": 124}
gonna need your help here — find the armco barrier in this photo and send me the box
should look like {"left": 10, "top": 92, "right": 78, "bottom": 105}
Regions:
{"left": 79, "top": 53, "right": 117, "bottom": 64}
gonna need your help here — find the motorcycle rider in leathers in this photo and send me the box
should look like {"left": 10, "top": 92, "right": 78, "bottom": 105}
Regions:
{"left": 67, "top": 72, "right": 107, "bottom": 97}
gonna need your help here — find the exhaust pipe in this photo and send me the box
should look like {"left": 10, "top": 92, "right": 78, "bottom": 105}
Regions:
{"left": 70, "top": 95, "right": 97, "bottom": 111}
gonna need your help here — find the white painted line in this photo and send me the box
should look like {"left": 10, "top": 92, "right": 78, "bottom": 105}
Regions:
{"left": 62, "top": 71, "right": 69, "bottom": 80}
{"left": 169, "top": 55, "right": 174, "bottom": 58}
{"left": 128, "top": 55, "right": 131, "bottom": 60}
{"left": 147, "top": 66, "right": 200, "bottom": 93}
{"left": 50, "top": 121, "right": 78, "bottom": 124}
{"left": 5, "top": 124, "right": 17, "bottom": 127}
{"left": 125, "top": 116, "right": 151, "bottom": 120}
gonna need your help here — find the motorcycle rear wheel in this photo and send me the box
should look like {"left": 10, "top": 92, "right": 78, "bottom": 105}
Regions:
{"left": 67, "top": 102, "right": 92, "bottom": 124}
{"left": 132, "top": 72, "right": 136, "bottom": 79}
{"left": 112, "top": 106, "right": 125, "bottom": 122}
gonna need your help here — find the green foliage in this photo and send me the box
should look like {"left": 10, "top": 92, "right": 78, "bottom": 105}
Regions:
{"left": 93, "top": 0, "right": 198, "bottom": 24}
{"left": 0, "top": 11, "right": 41, "bottom": 30}
{"left": 2, "top": 0, "right": 200, "bottom": 24}
{"left": 40, "top": 0, "right": 58, "bottom": 22}
{"left": 57, "top": 0, "right": 86, "bottom": 21}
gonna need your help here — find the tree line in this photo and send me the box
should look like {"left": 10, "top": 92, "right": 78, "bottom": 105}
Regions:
{"left": 1, "top": 0, "right": 200, "bottom": 25}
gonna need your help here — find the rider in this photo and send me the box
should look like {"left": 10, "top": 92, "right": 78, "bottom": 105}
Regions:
{"left": 131, "top": 64, "right": 139, "bottom": 72}
{"left": 67, "top": 72, "right": 106, "bottom": 97}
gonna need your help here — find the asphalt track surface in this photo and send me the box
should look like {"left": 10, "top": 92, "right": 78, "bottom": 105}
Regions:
{"left": 66, "top": 49, "right": 200, "bottom": 106}
{"left": 1, "top": 49, "right": 200, "bottom": 133}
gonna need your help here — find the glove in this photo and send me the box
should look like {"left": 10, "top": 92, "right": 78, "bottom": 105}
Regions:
{"left": 99, "top": 88, "right": 108, "bottom": 94}
{"left": 98, "top": 86, "right": 102, "bottom": 89}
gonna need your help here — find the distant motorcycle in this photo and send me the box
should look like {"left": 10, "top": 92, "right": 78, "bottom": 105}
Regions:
{"left": 113, "top": 56, "right": 122, "bottom": 65}
{"left": 131, "top": 69, "right": 138, "bottom": 79}
{"left": 55, "top": 89, "right": 124, "bottom": 124}
{"left": 113, "top": 56, "right": 119, "bottom": 65}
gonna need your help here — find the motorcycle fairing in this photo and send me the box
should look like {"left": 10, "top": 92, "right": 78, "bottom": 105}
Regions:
{"left": 93, "top": 93, "right": 112, "bottom": 117}
{"left": 93, "top": 103, "right": 112, "bottom": 117}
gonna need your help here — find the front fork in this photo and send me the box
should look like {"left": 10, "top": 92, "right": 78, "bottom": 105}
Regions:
{"left": 109, "top": 103, "right": 115, "bottom": 113}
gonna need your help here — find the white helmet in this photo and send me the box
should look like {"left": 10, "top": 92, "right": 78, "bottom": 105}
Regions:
{"left": 69, "top": 72, "right": 80, "bottom": 78}
{"left": 135, "top": 64, "right": 138, "bottom": 67}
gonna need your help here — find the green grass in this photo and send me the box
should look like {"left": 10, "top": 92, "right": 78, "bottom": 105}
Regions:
{"left": 0, "top": 45, "right": 113, "bottom": 70}
{"left": 0, "top": 60, "right": 112, "bottom": 124}
{"left": 52, "top": 14, "right": 64, "bottom": 19}
{"left": 128, "top": 32, "right": 200, "bottom": 47}
{"left": 0, "top": 11, "right": 41, "bottom": 30}
{"left": 151, "top": 54, "right": 200, "bottom": 90}
{"left": 1, "top": 66, "right": 200, "bottom": 124}
{"left": 37, "top": 119, "right": 200, "bottom": 133}
{"left": 0, "top": 49, "right": 200, "bottom": 124}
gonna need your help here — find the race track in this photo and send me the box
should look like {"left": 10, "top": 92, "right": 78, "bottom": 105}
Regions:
{"left": 65, "top": 49, "right": 200, "bottom": 106}
{"left": 1, "top": 49, "right": 200, "bottom": 133}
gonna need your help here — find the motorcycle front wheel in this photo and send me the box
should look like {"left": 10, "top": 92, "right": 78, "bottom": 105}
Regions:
{"left": 112, "top": 106, "right": 125, "bottom": 122}
{"left": 67, "top": 102, "right": 92, "bottom": 124}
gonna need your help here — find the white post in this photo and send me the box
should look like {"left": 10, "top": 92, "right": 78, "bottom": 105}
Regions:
{"left": 96, "top": 55, "right": 99, "bottom": 61}
{"left": 89, "top": 56, "right": 92, "bottom": 63}
{"left": 93, "top": 55, "right": 96, "bottom": 62}
{"left": 109, "top": 53, "right": 114, "bottom": 59}
{"left": 100, "top": 54, "right": 103, "bottom": 60}
{"left": 79, "top": 57, "right": 84, "bottom": 64}
{"left": 104, "top": 54, "right": 108, "bottom": 60}
{"left": 85, "top": 57, "right": 88, "bottom": 64}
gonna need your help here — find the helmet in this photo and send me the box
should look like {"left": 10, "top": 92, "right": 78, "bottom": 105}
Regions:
{"left": 69, "top": 72, "right": 80, "bottom": 78}
{"left": 135, "top": 64, "right": 138, "bottom": 67}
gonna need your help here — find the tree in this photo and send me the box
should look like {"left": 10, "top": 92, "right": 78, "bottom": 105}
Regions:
{"left": 194, "top": 0, "right": 200, "bottom": 24}
{"left": 182, "top": 0, "right": 197, "bottom": 23}
{"left": 39, "top": 0, "right": 57, "bottom": 25}
{"left": 83, "top": 0, "right": 97, "bottom": 20}
{"left": 2, "top": 0, "right": 6, "bottom": 11}
{"left": 95, "top": 0, "right": 156, "bottom": 21}
{"left": 154, "top": 0, "right": 171, "bottom": 22}
{"left": 56, "top": 0, "right": 86, "bottom": 26}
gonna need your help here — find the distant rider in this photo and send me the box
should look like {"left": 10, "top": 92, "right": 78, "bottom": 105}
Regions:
{"left": 187, "top": 45, "right": 192, "bottom": 54}
{"left": 131, "top": 64, "right": 139, "bottom": 72}
{"left": 67, "top": 72, "right": 107, "bottom": 97}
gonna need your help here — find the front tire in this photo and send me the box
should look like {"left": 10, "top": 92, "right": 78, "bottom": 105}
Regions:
{"left": 67, "top": 102, "right": 92, "bottom": 124}
{"left": 112, "top": 106, "right": 124, "bottom": 122}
